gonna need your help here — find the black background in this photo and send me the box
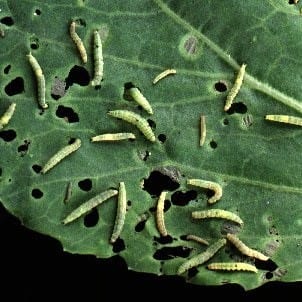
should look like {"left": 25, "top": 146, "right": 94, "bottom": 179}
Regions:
{"left": 0, "top": 203, "right": 300, "bottom": 301}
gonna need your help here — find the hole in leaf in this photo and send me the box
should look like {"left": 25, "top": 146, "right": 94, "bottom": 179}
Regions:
{"left": 153, "top": 246, "right": 192, "bottom": 260}
{"left": 163, "top": 199, "right": 171, "bottom": 212}
{"left": 83, "top": 208, "right": 99, "bottom": 227}
{"left": 17, "top": 140, "right": 30, "bottom": 156}
{"left": 188, "top": 267, "right": 199, "bottom": 278}
{"left": 138, "top": 150, "right": 151, "bottom": 161}
{"left": 127, "top": 200, "right": 132, "bottom": 207}
{"left": 158, "top": 134, "right": 166, "bottom": 143}
{"left": 153, "top": 235, "right": 173, "bottom": 245}
{"left": 0, "top": 167, "right": 2, "bottom": 176}
{"left": 0, "top": 129, "right": 16, "bottom": 142}
{"left": 135, "top": 220, "right": 146, "bottom": 232}
{"left": 34, "top": 9, "right": 41, "bottom": 16}
{"left": 288, "top": 0, "right": 299, "bottom": 4}
{"left": 0, "top": 16, "right": 14, "bottom": 26}
{"left": 255, "top": 258, "right": 278, "bottom": 271}
{"left": 147, "top": 119, "right": 156, "bottom": 129}
{"left": 226, "top": 102, "right": 248, "bottom": 115}
{"left": 265, "top": 272, "right": 274, "bottom": 280}
{"left": 32, "top": 164, "right": 42, "bottom": 174}
{"left": 29, "top": 36, "right": 39, "bottom": 50}
{"left": 143, "top": 171, "right": 180, "bottom": 197}
{"left": 171, "top": 190, "right": 197, "bottom": 206}
{"left": 5, "top": 77, "right": 24, "bottom": 96}
{"left": 65, "top": 65, "right": 90, "bottom": 88}
{"left": 112, "top": 238, "right": 125, "bottom": 253}
{"left": 56, "top": 105, "right": 79, "bottom": 123}
{"left": 31, "top": 188, "right": 43, "bottom": 199}
{"left": 78, "top": 178, "right": 92, "bottom": 192}
{"left": 214, "top": 81, "right": 227, "bottom": 92}
{"left": 210, "top": 140, "right": 217, "bottom": 149}
{"left": 223, "top": 118, "right": 229, "bottom": 125}
{"left": 4, "top": 65, "right": 11, "bottom": 74}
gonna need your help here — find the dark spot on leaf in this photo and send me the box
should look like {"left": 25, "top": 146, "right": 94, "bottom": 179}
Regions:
{"left": 83, "top": 208, "right": 99, "bottom": 227}
{"left": 56, "top": 105, "right": 79, "bottom": 123}
{"left": 65, "top": 65, "right": 90, "bottom": 88}
{"left": 31, "top": 188, "right": 43, "bottom": 199}
{"left": 153, "top": 235, "right": 173, "bottom": 245}
{"left": 223, "top": 118, "right": 229, "bottom": 125}
{"left": 210, "top": 140, "right": 217, "bottom": 149}
{"left": 51, "top": 76, "right": 66, "bottom": 100}
{"left": 255, "top": 258, "right": 278, "bottom": 271}
{"left": 32, "top": 164, "right": 42, "bottom": 174}
{"left": 4, "top": 65, "right": 11, "bottom": 74}
{"left": 184, "top": 36, "right": 198, "bottom": 55}
{"left": 0, "top": 129, "right": 16, "bottom": 142}
{"left": 5, "top": 77, "right": 24, "bottom": 96}
{"left": 143, "top": 171, "right": 180, "bottom": 197}
{"left": 34, "top": 9, "right": 41, "bottom": 16}
{"left": 214, "top": 81, "right": 227, "bottom": 92}
{"left": 17, "top": 140, "right": 30, "bottom": 156}
{"left": 226, "top": 102, "right": 248, "bottom": 115}
{"left": 158, "top": 134, "right": 166, "bottom": 143}
{"left": 0, "top": 16, "right": 14, "bottom": 26}
{"left": 112, "top": 238, "right": 125, "bottom": 253}
{"left": 171, "top": 190, "right": 197, "bottom": 206}
{"left": 78, "top": 178, "right": 92, "bottom": 192}
{"left": 153, "top": 246, "right": 192, "bottom": 260}
{"left": 147, "top": 119, "right": 156, "bottom": 129}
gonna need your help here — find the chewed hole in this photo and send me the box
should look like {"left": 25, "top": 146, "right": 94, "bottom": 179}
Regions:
{"left": 223, "top": 118, "right": 229, "bottom": 125}
{"left": 153, "top": 235, "right": 173, "bottom": 244}
{"left": 78, "top": 178, "right": 92, "bottom": 191}
{"left": 112, "top": 238, "right": 126, "bottom": 253}
{"left": 135, "top": 220, "right": 146, "bottom": 232}
{"left": 153, "top": 246, "right": 192, "bottom": 260}
{"left": 0, "top": 130, "right": 16, "bottom": 142}
{"left": 288, "top": 0, "right": 299, "bottom": 4}
{"left": 30, "top": 42, "right": 39, "bottom": 50}
{"left": 65, "top": 65, "right": 90, "bottom": 88}
{"left": 0, "top": 16, "right": 14, "bottom": 26}
{"left": 5, "top": 77, "right": 24, "bottom": 96}
{"left": 214, "top": 81, "right": 227, "bottom": 92}
{"left": 83, "top": 208, "right": 99, "bottom": 227}
{"left": 210, "top": 140, "right": 217, "bottom": 149}
{"left": 265, "top": 272, "right": 274, "bottom": 279}
{"left": 56, "top": 105, "right": 79, "bottom": 123}
{"left": 226, "top": 102, "right": 248, "bottom": 115}
{"left": 32, "top": 188, "right": 43, "bottom": 199}
{"left": 4, "top": 65, "right": 11, "bottom": 74}
{"left": 158, "top": 134, "right": 166, "bottom": 143}
{"left": 17, "top": 140, "right": 30, "bottom": 157}
{"left": 34, "top": 9, "right": 41, "bottom": 16}
{"left": 32, "top": 164, "right": 42, "bottom": 174}
{"left": 255, "top": 258, "right": 278, "bottom": 271}
{"left": 147, "top": 119, "right": 156, "bottom": 129}
{"left": 171, "top": 190, "right": 197, "bottom": 206}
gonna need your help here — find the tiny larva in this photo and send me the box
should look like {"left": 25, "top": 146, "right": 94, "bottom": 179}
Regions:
{"left": 41, "top": 138, "right": 81, "bottom": 174}
{"left": 207, "top": 262, "right": 258, "bottom": 273}
{"left": 0, "top": 103, "right": 16, "bottom": 129}
{"left": 224, "top": 63, "right": 246, "bottom": 111}
{"left": 107, "top": 110, "right": 156, "bottom": 142}
{"left": 192, "top": 209, "right": 244, "bottom": 226}
{"left": 69, "top": 20, "right": 87, "bottom": 64}
{"left": 27, "top": 53, "right": 48, "bottom": 109}
{"left": 91, "top": 132, "right": 136, "bottom": 142}
{"left": 199, "top": 115, "right": 206, "bottom": 146}
{"left": 186, "top": 234, "right": 209, "bottom": 246}
{"left": 63, "top": 189, "right": 118, "bottom": 225}
{"left": 64, "top": 181, "right": 72, "bottom": 204}
{"left": 156, "top": 191, "right": 168, "bottom": 237}
{"left": 110, "top": 182, "right": 127, "bottom": 244}
{"left": 265, "top": 115, "right": 302, "bottom": 127}
{"left": 152, "top": 69, "right": 176, "bottom": 85}
{"left": 91, "top": 29, "right": 103, "bottom": 86}
{"left": 187, "top": 178, "right": 222, "bottom": 204}
{"left": 177, "top": 238, "right": 226, "bottom": 275}
{"left": 128, "top": 87, "right": 153, "bottom": 115}
{"left": 226, "top": 233, "right": 269, "bottom": 261}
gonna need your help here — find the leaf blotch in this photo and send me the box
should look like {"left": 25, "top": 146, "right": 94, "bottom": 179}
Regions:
{"left": 51, "top": 76, "right": 66, "bottom": 100}
{"left": 0, "top": 129, "right": 16, "bottom": 142}
{"left": 31, "top": 188, "right": 43, "bottom": 199}
{"left": 5, "top": 77, "right": 24, "bottom": 96}
{"left": 153, "top": 246, "right": 192, "bottom": 260}
{"left": 83, "top": 208, "right": 99, "bottom": 227}
{"left": 171, "top": 190, "right": 197, "bottom": 206}
{"left": 179, "top": 33, "right": 203, "bottom": 61}
{"left": 78, "top": 178, "right": 92, "bottom": 192}
{"left": 56, "top": 105, "right": 79, "bottom": 123}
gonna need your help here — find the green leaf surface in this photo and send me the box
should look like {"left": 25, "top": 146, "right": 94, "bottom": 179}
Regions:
{"left": 1, "top": 0, "right": 302, "bottom": 290}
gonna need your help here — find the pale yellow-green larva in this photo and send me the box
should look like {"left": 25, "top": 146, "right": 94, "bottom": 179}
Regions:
{"left": 156, "top": 191, "right": 168, "bottom": 237}
{"left": 41, "top": 138, "right": 81, "bottom": 174}
{"left": 265, "top": 115, "right": 302, "bottom": 127}
{"left": 187, "top": 179, "right": 222, "bottom": 204}
{"left": 207, "top": 262, "right": 258, "bottom": 273}
{"left": 226, "top": 233, "right": 269, "bottom": 261}
{"left": 63, "top": 189, "right": 118, "bottom": 225}
{"left": 91, "top": 133, "right": 136, "bottom": 142}
{"left": 128, "top": 87, "right": 153, "bottom": 115}
{"left": 27, "top": 53, "right": 48, "bottom": 109}
{"left": 177, "top": 238, "right": 226, "bottom": 275}
{"left": 0, "top": 103, "right": 16, "bottom": 129}
{"left": 110, "top": 182, "right": 127, "bottom": 244}
{"left": 186, "top": 234, "right": 209, "bottom": 246}
{"left": 152, "top": 69, "right": 176, "bottom": 85}
{"left": 69, "top": 20, "right": 87, "bottom": 64}
{"left": 224, "top": 63, "right": 246, "bottom": 111}
{"left": 199, "top": 115, "right": 206, "bottom": 146}
{"left": 91, "top": 30, "right": 103, "bottom": 86}
{"left": 192, "top": 209, "right": 243, "bottom": 226}
{"left": 108, "top": 110, "right": 156, "bottom": 142}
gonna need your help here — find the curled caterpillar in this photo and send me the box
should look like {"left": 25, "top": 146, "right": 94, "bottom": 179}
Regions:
{"left": 0, "top": 103, "right": 16, "bottom": 129}
{"left": 152, "top": 69, "right": 176, "bottom": 84}
{"left": 156, "top": 191, "right": 168, "bottom": 237}
{"left": 186, "top": 234, "right": 209, "bottom": 246}
{"left": 128, "top": 87, "right": 153, "bottom": 115}
{"left": 69, "top": 20, "right": 87, "bottom": 63}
